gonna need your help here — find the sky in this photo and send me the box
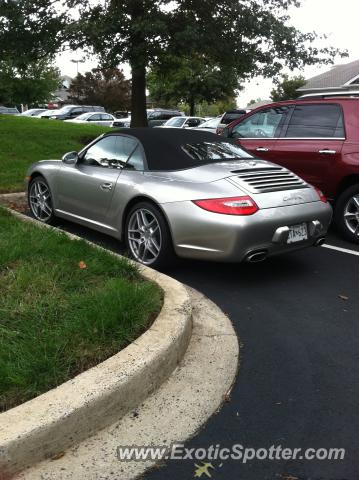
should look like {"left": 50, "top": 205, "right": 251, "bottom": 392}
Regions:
{"left": 56, "top": 0, "right": 359, "bottom": 107}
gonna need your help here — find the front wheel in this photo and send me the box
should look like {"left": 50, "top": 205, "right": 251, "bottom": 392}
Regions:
{"left": 125, "top": 201, "right": 175, "bottom": 269}
{"left": 28, "top": 176, "right": 56, "bottom": 223}
{"left": 334, "top": 184, "right": 359, "bottom": 243}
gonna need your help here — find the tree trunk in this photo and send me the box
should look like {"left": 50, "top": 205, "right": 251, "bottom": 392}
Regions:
{"left": 130, "top": 61, "right": 148, "bottom": 127}
{"left": 189, "top": 96, "right": 195, "bottom": 116}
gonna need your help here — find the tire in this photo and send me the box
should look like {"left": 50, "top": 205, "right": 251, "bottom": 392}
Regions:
{"left": 28, "top": 176, "right": 56, "bottom": 224}
{"left": 334, "top": 184, "right": 359, "bottom": 243}
{"left": 125, "top": 201, "right": 176, "bottom": 269}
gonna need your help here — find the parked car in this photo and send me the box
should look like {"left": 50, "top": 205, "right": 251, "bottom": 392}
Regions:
{"left": 26, "top": 129, "right": 331, "bottom": 268}
{"left": 20, "top": 108, "right": 47, "bottom": 117}
{"left": 159, "top": 116, "right": 206, "bottom": 128}
{"left": 111, "top": 115, "right": 131, "bottom": 128}
{"left": 49, "top": 105, "right": 105, "bottom": 120}
{"left": 193, "top": 117, "right": 221, "bottom": 133}
{"left": 216, "top": 109, "right": 248, "bottom": 134}
{"left": 221, "top": 97, "right": 359, "bottom": 243}
{"left": 112, "top": 109, "right": 184, "bottom": 128}
{"left": 114, "top": 110, "right": 130, "bottom": 119}
{"left": 147, "top": 109, "right": 184, "bottom": 127}
{"left": 64, "top": 112, "right": 115, "bottom": 127}
{"left": 0, "top": 106, "right": 20, "bottom": 115}
{"left": 36, "top": 109, "right": 60, "bottom": 119}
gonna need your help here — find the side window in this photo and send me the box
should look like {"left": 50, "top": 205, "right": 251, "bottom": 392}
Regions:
{"left": 231, "top": 107, "right": 288, "bottom": 138}
{"left": 285, "top": 104, "right": 344, "bottom": 138}
{"left": 70, "top": 108, "right": 83, "bottom": 117}
{"left": 148, "top": 111, "right": 161, "bottom": 120}
{"left": 163, "top": 113, "right": 175, "bottom": 120}
{"left": 89, "top": 114, "right": 101, "bottom": 121}
{"left": 101, "top": 114, "right": 112, "bottom": 120}
{"left": 117, "top": 136, "right": 138, "bottom": 161}
{"left": 127, "top": 145, "right": 145, "bottom": 171}
{"left": 186, "top": 118, "right": 201, "bottom": 127}
{"left": 83, "top": 136, "right": 123, "bottom": 168}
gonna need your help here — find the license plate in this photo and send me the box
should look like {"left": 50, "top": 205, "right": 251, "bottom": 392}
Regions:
{"left": 287, "top": 223, "right": 308, "bottom": 244}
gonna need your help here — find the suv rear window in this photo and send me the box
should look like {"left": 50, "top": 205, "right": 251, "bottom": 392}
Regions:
{"left": 285, "top": 104, "right": 344, "bottom": 138}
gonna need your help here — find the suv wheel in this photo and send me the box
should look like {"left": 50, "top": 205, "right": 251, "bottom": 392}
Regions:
{"left": 334, "top": 184, "right": 359, "bottom": 243}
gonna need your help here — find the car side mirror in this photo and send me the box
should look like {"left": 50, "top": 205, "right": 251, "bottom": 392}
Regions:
{"left": 62, "top": 151, "right": 79, "bottom": 164}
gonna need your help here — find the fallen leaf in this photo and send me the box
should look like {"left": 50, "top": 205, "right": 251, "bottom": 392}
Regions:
{"left": 78, "top": 261, "right": 87, "bottom": 269}
{"left": 51, "top": 451, "right": 65, "bottom": 461}
{"left": 224, "top": 393, "right": 231, "bottom": 403}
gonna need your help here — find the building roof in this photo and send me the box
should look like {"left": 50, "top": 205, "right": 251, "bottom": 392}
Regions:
{"left": 298, "top": 59, "right": 359, "bottom": 91}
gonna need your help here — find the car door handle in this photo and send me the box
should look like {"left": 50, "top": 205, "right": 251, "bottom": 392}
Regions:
{"left": 100, "top": 182, "right": 113, "bottom": 191}
{"left": 318, "top": 149, "right": 336, "bottom": 155}
{"left": 256, "top": 147, "right": 269, "bottom": 152}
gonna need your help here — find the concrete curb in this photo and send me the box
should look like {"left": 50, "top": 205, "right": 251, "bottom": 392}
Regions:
{"left": 20, "top": 287, "right": 239, "bottom": 480}
{"left": 0, "top": 192, "right": 25, "bottom": 201}
{"left": 0, "top": 209, "right": 192, "bottom": 477}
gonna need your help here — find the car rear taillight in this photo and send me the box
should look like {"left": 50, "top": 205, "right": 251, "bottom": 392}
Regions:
{"left": 315, "top": 187, "right": 327, "bottom": 203}
{"left": 193, "top": 196, "right": 259, "bottom": 215}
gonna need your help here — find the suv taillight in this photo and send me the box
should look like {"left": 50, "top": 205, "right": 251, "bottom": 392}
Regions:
{"left": 193, "top": 196, "right": 259, "bottom": 215}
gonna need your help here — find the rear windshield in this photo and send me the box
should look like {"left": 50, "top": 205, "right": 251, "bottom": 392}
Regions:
{"left": 182, "top": 141, "right": 252, "bottom": 163}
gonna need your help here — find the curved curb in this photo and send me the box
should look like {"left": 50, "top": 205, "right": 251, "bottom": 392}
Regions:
{"left": 20, "top": 287, "right": 239, "bottom": 480}
{"left": 0, "top": 209, "right": 192, "bottom": 477}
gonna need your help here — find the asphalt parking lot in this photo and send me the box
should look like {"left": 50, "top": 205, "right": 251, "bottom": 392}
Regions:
{"left": 42, "top": 217, "right": 359, "bottom": 480}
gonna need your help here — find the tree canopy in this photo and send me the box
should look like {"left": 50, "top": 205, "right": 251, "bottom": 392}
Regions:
{"left": 68, "top": 68, "right": 131, "bottom": 112}
{"left": 0, "top": 59, "right": 60, "bottom": 106}
{"left": 271, "top": 74, "right": 307, "bottom": 101}
{"left": 147, "top": 56, "right": 240, "bottom": 115}
{"left": 0, "top": 0, "right": 346, "bottom": 124}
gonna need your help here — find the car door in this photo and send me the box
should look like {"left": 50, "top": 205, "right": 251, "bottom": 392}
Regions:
{"left": 229, "top": 106, "right": 290, "bottom": 163}
{"left": 86, "top": 113, "right": 102, "bottom": 125}
{"left": 56, "top": 135, "right": 137, "bottom": 225}
{"left": 100, "top": 113, "right": 115, "bottom": 126}
{"left": 272, "top": 103, "right": 345, "bottom": 191}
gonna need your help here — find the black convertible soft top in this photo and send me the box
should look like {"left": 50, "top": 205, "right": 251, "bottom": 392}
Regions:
{"left": 110, "top": 127, "right": 248, "bottom": 171}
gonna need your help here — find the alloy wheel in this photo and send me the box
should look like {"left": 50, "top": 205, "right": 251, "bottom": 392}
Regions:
{"left": 29, "top": 179, "right": 53, "bottom": 222}
{"left": 344, "top": 195, "right": 359, "bottom": 236}
{"left": 127, "top": 208, "right": 162, "bottom": 265}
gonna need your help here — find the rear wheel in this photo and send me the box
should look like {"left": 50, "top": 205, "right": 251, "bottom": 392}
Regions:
{"left": 334, "top": 184, "right": 359, "bottom": 243}
{"left": 125, "top": 201, "right": 175, "bottom": 269}
{"left": 28, "top": 176, "right": 56, "bottom": 224}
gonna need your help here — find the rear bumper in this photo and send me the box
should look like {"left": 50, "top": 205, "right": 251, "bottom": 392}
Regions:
{"left": 162, "top": 200, "right": 333, "bottom": 262}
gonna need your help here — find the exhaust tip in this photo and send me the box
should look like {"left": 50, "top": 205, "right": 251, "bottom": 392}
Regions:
{"left": 314, "top": 237, "right": 326, "bottom": 247}
{"left": 246, "top": 250, "right": 268, "bottom": 263}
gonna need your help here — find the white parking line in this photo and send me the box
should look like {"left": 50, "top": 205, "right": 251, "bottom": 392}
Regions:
{"left": 322, "top": 244, "right": 359, "bottom": 256}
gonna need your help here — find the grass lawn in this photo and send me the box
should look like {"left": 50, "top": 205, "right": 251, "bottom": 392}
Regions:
{"left": 0, "top": 209, "right": 162, "bottom": 412}
{"left": 0, "top": 114, "right": 111, "bottom": 193}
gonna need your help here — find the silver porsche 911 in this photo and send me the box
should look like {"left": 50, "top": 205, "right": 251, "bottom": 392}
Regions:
{"left": 26, "top": 128, "right": 332, "bottom": 268}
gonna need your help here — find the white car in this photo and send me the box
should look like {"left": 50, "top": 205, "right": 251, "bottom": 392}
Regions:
{"left": 20, "top": 108, "right": 48, "bottom": 117}
{"left": 64, "top": 112, "right": 115, "bottom": 127}
{"left": 36, "top": 109, "right": 61, "bottom": 118}
{"left": 159, "top": 116, "right": 206, "bottom": 128}
{"left": 192, "top": 117, "right": 221, "bottom": 134}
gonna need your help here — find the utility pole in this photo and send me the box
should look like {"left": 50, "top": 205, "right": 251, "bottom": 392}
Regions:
{"left": 71, "top": 58, "right": 85, "bottom": 75}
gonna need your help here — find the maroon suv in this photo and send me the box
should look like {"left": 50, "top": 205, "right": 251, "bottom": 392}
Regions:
{"left": 222, "top": 97, "right": 359, "bottom": 243}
